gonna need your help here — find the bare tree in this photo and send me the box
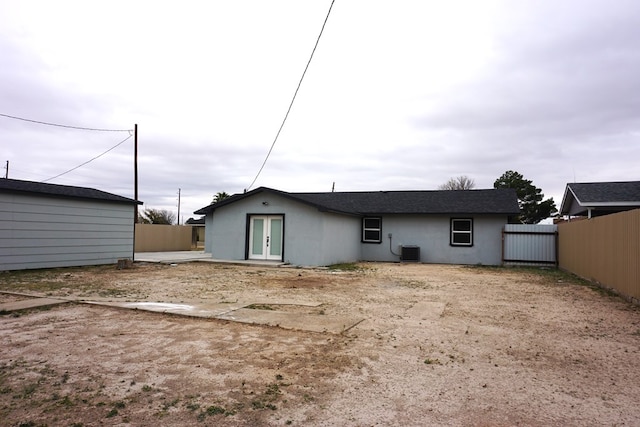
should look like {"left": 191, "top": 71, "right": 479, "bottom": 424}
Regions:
{"left": 138, "top": 208, "right": 176, "bottom": 225}
{"left": 438, "top": 175, "right": 476, "bottom": 190}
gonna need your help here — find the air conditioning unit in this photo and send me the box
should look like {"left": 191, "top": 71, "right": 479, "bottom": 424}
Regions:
{"left": 401, "top": 245, "right": 420, "bottom": 262}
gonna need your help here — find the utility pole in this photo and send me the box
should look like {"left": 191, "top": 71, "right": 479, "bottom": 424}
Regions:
{"left": 134, "top": 124, "right": 138, "bottom": 223}
{"left": 4, "top": 160, "right": 7, "bottom": 179}
{"left": 132, "top": 124, "right": 138, "bottom": 262}
{"left": 177, "top": 188, "right": 181, "bottom": 225}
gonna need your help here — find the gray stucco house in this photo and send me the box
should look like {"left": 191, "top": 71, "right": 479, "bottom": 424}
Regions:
{"left": 0, "top": 178, "right": 141, "bottom": 271}
{"left": 194, "top": 186, "right": 520, "bottom": 266}
{"left": 560, "top": 181, "right": 640, "bottom": 218}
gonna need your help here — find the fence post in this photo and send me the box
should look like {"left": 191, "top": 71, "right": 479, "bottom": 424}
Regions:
{"left": 501, "top": 227, "right": 505, "bottom": 266}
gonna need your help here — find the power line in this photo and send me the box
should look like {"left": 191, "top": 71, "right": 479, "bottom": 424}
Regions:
{"left": 0, "top": 113, "right": 132, "bottom": 132}
{"left": 42, "top": 133, "right": 133, "bottom": 182}
{"left": 246, "top": 0, "right": 336, "bottom": 191}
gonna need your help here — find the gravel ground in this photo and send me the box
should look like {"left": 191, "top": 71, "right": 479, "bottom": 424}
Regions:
{"left": 1, "top": 262, "right": 639, "bottom": 426}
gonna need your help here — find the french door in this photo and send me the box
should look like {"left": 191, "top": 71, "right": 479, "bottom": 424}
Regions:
{"left": 248, "top": 215, "right": 283, "bottom": 260}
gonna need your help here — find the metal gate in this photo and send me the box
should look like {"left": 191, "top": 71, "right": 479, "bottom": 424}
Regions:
{"left": 502, "top": 224, "right": 558, "bottom": 266}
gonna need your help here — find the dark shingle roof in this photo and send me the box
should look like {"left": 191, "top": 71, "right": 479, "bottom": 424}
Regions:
{"left": 186, "top": 217, "right": 205, "bottom": 225}
{"left": 566, "top": 181, "right": 640, "bottom": 204}
{"left": 560, "top": 181, "right": 640, "bottom": 216}
{"left": 195, "top": 187, "right": 520, "bottom": 215}
{"left": 0, "top": 178, "right": 141, "bottom": 204}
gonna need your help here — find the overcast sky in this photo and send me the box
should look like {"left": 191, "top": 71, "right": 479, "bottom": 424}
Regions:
{"left": 2, "top": 0, "right": 639, "bottom": 222}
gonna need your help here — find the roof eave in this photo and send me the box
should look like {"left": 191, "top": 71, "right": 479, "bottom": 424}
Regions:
{"left": 358, "top": 210, "right": 520, "bottom": 215}
{"left": 2, "top": 187, "right": 141, "bottom": 205}
{"left": 560, "top": 185, "right": 579, "bottom": 215}
{"left": 580, "top": 201, "right": 640, "bottom": 207}
{"left": 194, "top": 187, "right": 345, "bottom": 215}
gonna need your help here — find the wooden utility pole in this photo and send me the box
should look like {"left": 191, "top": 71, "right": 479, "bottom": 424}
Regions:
{"left": 177, "top": 188, "right": 181, "bottom": 225}
{"left": 131, "top": 124, "right": 139, "bottom": 262}
{"left": 134, "top": 124, "right": 138, "bottom": 223}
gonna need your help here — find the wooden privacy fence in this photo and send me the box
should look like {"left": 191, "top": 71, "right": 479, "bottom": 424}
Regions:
{"left": 558, "top": 209, "right": 640, "bottom": 303}
{"left": 134, "top": 224, "right": 193, "bottom": 252}
{"left": 502, "top": 224, "right": 558, "bottom": 266}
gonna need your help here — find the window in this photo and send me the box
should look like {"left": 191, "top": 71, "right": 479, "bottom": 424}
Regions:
{"left": 362, "top": 217, "right": 382, "bottom": 243}
{"left": 450, "top": 218, "right": 473, "bottom": 246}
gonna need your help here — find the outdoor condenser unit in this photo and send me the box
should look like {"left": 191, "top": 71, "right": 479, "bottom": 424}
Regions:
{"left": 401, "top": 245, "right": 420, "bottom": 262}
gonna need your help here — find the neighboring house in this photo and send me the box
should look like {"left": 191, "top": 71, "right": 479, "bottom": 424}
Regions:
{"left": 560, "top": 181, "right": 640, "bottom": 218}
{"left": 186, "top": 216, "right": 205, "bottom": 248}
{"left": 0, "top": 178, "right": 141, "bottom": 271}
{"left": 194, "top": 186, "right": 520, "bottom": 266}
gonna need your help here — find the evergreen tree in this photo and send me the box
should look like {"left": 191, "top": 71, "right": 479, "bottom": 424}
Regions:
{"left": 494, "top": 170, "right": 557, "bottom": 224}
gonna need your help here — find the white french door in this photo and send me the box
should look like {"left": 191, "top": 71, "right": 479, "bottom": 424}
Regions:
{"left": 249, "top": 215, "right": 283, "bottom": 260}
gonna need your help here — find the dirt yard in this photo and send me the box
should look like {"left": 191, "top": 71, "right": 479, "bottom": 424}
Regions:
{"left": 1, "top": 262, "right": 639, "bottom": 426}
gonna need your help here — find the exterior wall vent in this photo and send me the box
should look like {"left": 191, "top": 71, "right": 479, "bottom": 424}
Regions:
{"left": 401, "top": 245, "right": 420, "bottom": 262}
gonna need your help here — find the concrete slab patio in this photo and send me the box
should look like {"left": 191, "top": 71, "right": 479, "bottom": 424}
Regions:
{"left": 134, "top": 251, "right": 288, "bottom": 267}
{"left": 216, "top": 308, "right": 363, "bottom": 333}
{"left": 1, "top": 255, "right": 358, "bottom": 333}
{"left": 0, "top": 291, "right": 362, "bottom": 334}
{"left": 0, "top": 296, "right": 70, "bottom": 312}
{"left": 134, "top": 251, "right": 213, "bottom": 263}
{"left": 85, "top": 300, "right": 362, "bottom": 334}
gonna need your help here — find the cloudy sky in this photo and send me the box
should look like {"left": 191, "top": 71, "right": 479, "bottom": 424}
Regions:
{"left": 2, "top": 0, "right": 639, "bottom": 222}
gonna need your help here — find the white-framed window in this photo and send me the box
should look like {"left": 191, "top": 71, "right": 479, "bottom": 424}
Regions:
{"left": 362, "top": 217, "right": 382, "bottom": 243}
{"left": 450, "top": 218, "right": 473, "bottom": 246}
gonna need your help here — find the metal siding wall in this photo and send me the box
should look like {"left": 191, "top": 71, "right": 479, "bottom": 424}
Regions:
{"left": 0, "top": 193, "right": 135, "bottom": 271}
{"left": 558, "top": 209, "right": 640, "bottom": 302}
{"left": 503, "top": 224, "right": 558, "bottom": 266}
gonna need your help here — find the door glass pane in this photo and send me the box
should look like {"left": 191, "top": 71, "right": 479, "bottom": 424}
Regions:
{"left": 269, "top": 218, "right": 282, "bottom": 256}
{"left": 252, "top": 219, "right": 264, "bottom": 255}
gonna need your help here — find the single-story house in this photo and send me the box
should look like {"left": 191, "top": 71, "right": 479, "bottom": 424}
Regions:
{"left": 186, "top": 216, "right": 206, "bottom": 247}
{"left": 560, "top": 181, "right": 640, "bottom": 218}
{"left": 0, "top": 178, "right": 141, "bottom": 271}
{"left": 194, "top": 186, "right": 520, "bottom": 266}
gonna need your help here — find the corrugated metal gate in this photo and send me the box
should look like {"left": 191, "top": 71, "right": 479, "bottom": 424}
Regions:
{"left": 502, "top": 224, "right": 558, "bottom": 266}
